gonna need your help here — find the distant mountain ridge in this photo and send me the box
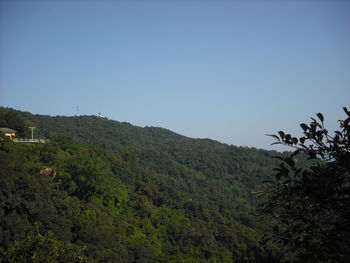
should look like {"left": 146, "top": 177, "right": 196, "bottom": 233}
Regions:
{"left": 0, "top": 106, "right": 284, "bottom": 184}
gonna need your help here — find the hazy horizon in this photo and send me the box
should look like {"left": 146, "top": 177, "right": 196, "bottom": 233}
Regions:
{"left": 1, "top": 0, "right": 349, "bottom": 150}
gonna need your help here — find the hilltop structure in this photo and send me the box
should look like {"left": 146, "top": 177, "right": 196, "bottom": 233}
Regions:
{"left": 0, "top": 127, "right": 17, "bottom": 140}
{"left": 98, "top": 112, "right": 106, "bottom": 118}
{"left": 0, "top": 127, "right": 46, "bottom": 143}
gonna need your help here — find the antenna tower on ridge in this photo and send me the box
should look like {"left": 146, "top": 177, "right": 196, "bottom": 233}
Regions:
{"left": 76, "top": 106, "right": 80, "bottom": 116}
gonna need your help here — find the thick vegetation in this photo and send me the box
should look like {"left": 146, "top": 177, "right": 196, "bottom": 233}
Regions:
{"left": 0, "top": 107, "right": 291, "bottom": 262}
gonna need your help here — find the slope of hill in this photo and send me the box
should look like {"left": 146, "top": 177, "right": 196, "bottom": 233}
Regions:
{"left": 0, "top": 107, "right": 290, "bottom": 262}
{"left": 3, "top": 107, "right": 285, "bottom": 190}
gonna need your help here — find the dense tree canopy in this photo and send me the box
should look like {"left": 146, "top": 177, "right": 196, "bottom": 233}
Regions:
{"left": 0, "top": 110, "right": 26, "bottom": 137}
{"left": 1, "top": 225, "right": 92, "bottom": 263}
{"left": 0, "top": 107, "right": 294, "bottom": 262}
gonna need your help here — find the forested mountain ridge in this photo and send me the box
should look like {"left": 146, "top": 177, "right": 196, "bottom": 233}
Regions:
{"left": 1, "top": 107, "right": 286, "bottom": 188}
{"left": 0, "top": 107, "right": 291, "bottom": 262}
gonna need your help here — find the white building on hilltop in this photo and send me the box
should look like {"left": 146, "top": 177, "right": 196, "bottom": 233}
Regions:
{"left": 98, "top": 112, "right": 106, "bottom": 118}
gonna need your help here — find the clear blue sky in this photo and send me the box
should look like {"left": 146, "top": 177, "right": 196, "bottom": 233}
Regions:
{"left": 1, "top": 0, "right": 349, "bottom": 149}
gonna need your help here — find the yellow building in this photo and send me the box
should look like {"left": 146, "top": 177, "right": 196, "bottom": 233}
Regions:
{"left": 0, "top": 127, "right": 17, "bottom": 140}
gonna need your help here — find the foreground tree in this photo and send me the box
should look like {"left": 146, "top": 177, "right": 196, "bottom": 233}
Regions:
{"left": 264, "top": 107, "right": 350, "bottom": 263}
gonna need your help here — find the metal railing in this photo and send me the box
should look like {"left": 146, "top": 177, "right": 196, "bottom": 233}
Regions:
{"left": 13, "top": 138, "right": 47, "bottom": 143}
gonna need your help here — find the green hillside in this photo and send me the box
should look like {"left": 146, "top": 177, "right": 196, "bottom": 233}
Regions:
{"left": 0, "top": 107, "right": 290, "bottom": 262}
{"left": 2, "top": 107, "right": 286, "bottom": 192}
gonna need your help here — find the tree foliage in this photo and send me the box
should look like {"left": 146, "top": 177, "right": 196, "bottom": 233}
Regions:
{"left": 0, "top": 110, "right": 26, "bottom": 137}
{"left": 265, "top": 107, "right": 350, "bottom": 262}
{"left": 0, "top": 224, "right": 92, "bottom": 263}
{"left": 0, "top": 107, "right": 293, "bottom": 262}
